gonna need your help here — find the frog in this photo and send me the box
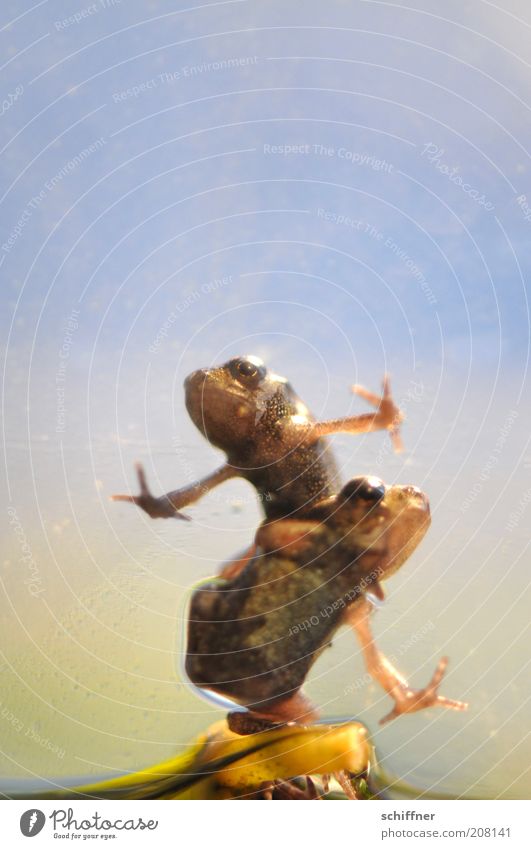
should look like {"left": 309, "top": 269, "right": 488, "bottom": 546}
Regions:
{"left": 111, "top": 355, "right": 403, "bottom": 521}
{"left": 185, "top": 476, "right": 467, "bottom": 728}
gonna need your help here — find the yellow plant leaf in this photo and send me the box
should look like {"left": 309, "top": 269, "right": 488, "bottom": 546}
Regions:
{"left": 3, "top": 719, "right": 370, "bottom": 800}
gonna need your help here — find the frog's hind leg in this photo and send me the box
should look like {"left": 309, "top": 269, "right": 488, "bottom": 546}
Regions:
{"left": 346, "top": 598, "right": 468, "bottom": 724}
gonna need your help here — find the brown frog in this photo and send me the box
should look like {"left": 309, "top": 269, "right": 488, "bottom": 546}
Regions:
{"left": 185, "top": 476, "right": 467, "bottom": 727}
{"left": 111, "top": 356, "right": 403, "bottom": 520}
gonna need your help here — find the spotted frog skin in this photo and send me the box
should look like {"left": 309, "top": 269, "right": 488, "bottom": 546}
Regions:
{"left": 112, "top": 356, "right": 403, "bottom": 520}
{"left": 185, "top": 477, "right": 467, "bottom": 726}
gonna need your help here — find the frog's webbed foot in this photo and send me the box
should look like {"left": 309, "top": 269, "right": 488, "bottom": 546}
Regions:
{"left": 378, "top": 656, "right": 468, "bottom": 725}
{"left": 302, "top": 374, "right": 404, "bottom": 453}
{"left": 347, "top": 599, "right": 467, "bottom": 725}
{"left": 111, "top": 462, "right": 238, "bottom": 520}
{"left": 111, "top": 463, "right": 191, "bottom": 519}
{"left": 352, "top": 374, "right": 404, "bottom": 452}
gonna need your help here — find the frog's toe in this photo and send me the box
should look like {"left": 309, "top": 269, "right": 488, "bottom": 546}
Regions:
{"left": 424, "top": 655, "right": 449, "bottom": 692}
{"left": 141, "top": 496, "right": 190, "bottom": 519}
{"left": 435, "top": 695, "right": 469, "bottom": 711}
{"left": 379, "top": 705, "right": 401, "bottom": 725}
{"left": 111, "top": 491, "right": 190, "bottom": 520}
{"left": 351, "top": 382, "right": 382, "bottom": 407}
{"left": 134, "top": 462, "right": 151, "bottom": 493}
{"left": 390, "top": 425, "right": 405, "bottom": 453}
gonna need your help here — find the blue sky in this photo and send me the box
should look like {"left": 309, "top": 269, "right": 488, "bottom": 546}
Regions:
{"left": 2, "top": 1, "right": 530, "bottom": 387}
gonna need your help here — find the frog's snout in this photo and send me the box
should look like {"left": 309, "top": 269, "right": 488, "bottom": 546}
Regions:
{"left": 184, "top": 368, "right": 212, "bottom": 430}
{"left": 401, "top": 485, "right": 430, "bottom": 514}
{"left": 184, "top": 368, "right": 209, "bottom": 393}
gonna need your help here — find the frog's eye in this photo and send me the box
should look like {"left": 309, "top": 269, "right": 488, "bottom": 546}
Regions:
{"left": 238, "top": 360, "right": 259, "bottom": 378}
{"left": 230, "top": 357, "right": 267, "bottom": 386}
{"left": 340, "top": 476, "right": 386, "bottom": 504}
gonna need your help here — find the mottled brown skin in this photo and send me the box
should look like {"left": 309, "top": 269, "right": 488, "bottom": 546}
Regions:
{"left": 185, "top": 478, "right": 391, "bottom": 707}
{"left": 111, "top": 356, "right": 403, "bottom": 520}
{"left": 185, "top": 477, "right": 467, "bottom": 724}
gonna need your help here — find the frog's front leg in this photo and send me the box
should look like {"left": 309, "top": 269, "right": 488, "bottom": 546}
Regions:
{"left": 347, "top": 598, "right": 468, "bottom": 724}
{"left": 300, "top": 375, "right": 404, "bottom": 453}
{"left": 218, "top": 543, "right": 257, "bottom": 579}
{"left": 111, "top": 462, "right": 239, "bottom": 519}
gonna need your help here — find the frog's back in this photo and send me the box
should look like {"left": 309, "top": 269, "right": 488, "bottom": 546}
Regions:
{"left": 185, "top": 549, "right": 356, "bottom": 708}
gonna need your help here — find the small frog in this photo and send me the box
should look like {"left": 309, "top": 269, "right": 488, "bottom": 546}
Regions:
{"left": 112, "top": 356, "right": 403, "bottom": 520}
{"left": 185, "top": 477, "right": 467, "bottom": 727}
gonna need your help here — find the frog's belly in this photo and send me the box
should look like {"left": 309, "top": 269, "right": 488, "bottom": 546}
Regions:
{"left": 239, "top": 438, "right": 340, "bottom": 519}
{"left": 185, "top": 557, "right": 357, "bottom": 708}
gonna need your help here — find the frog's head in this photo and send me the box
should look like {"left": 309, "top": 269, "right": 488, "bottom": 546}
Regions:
{"left": 378, "top": 482, "right": 431, "bottom": 580}
{"left": 184, "top": 355, "right": 304, "bottom": 452}
{"left": 332, "top": 476, "right": 431, "bottom": 593}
